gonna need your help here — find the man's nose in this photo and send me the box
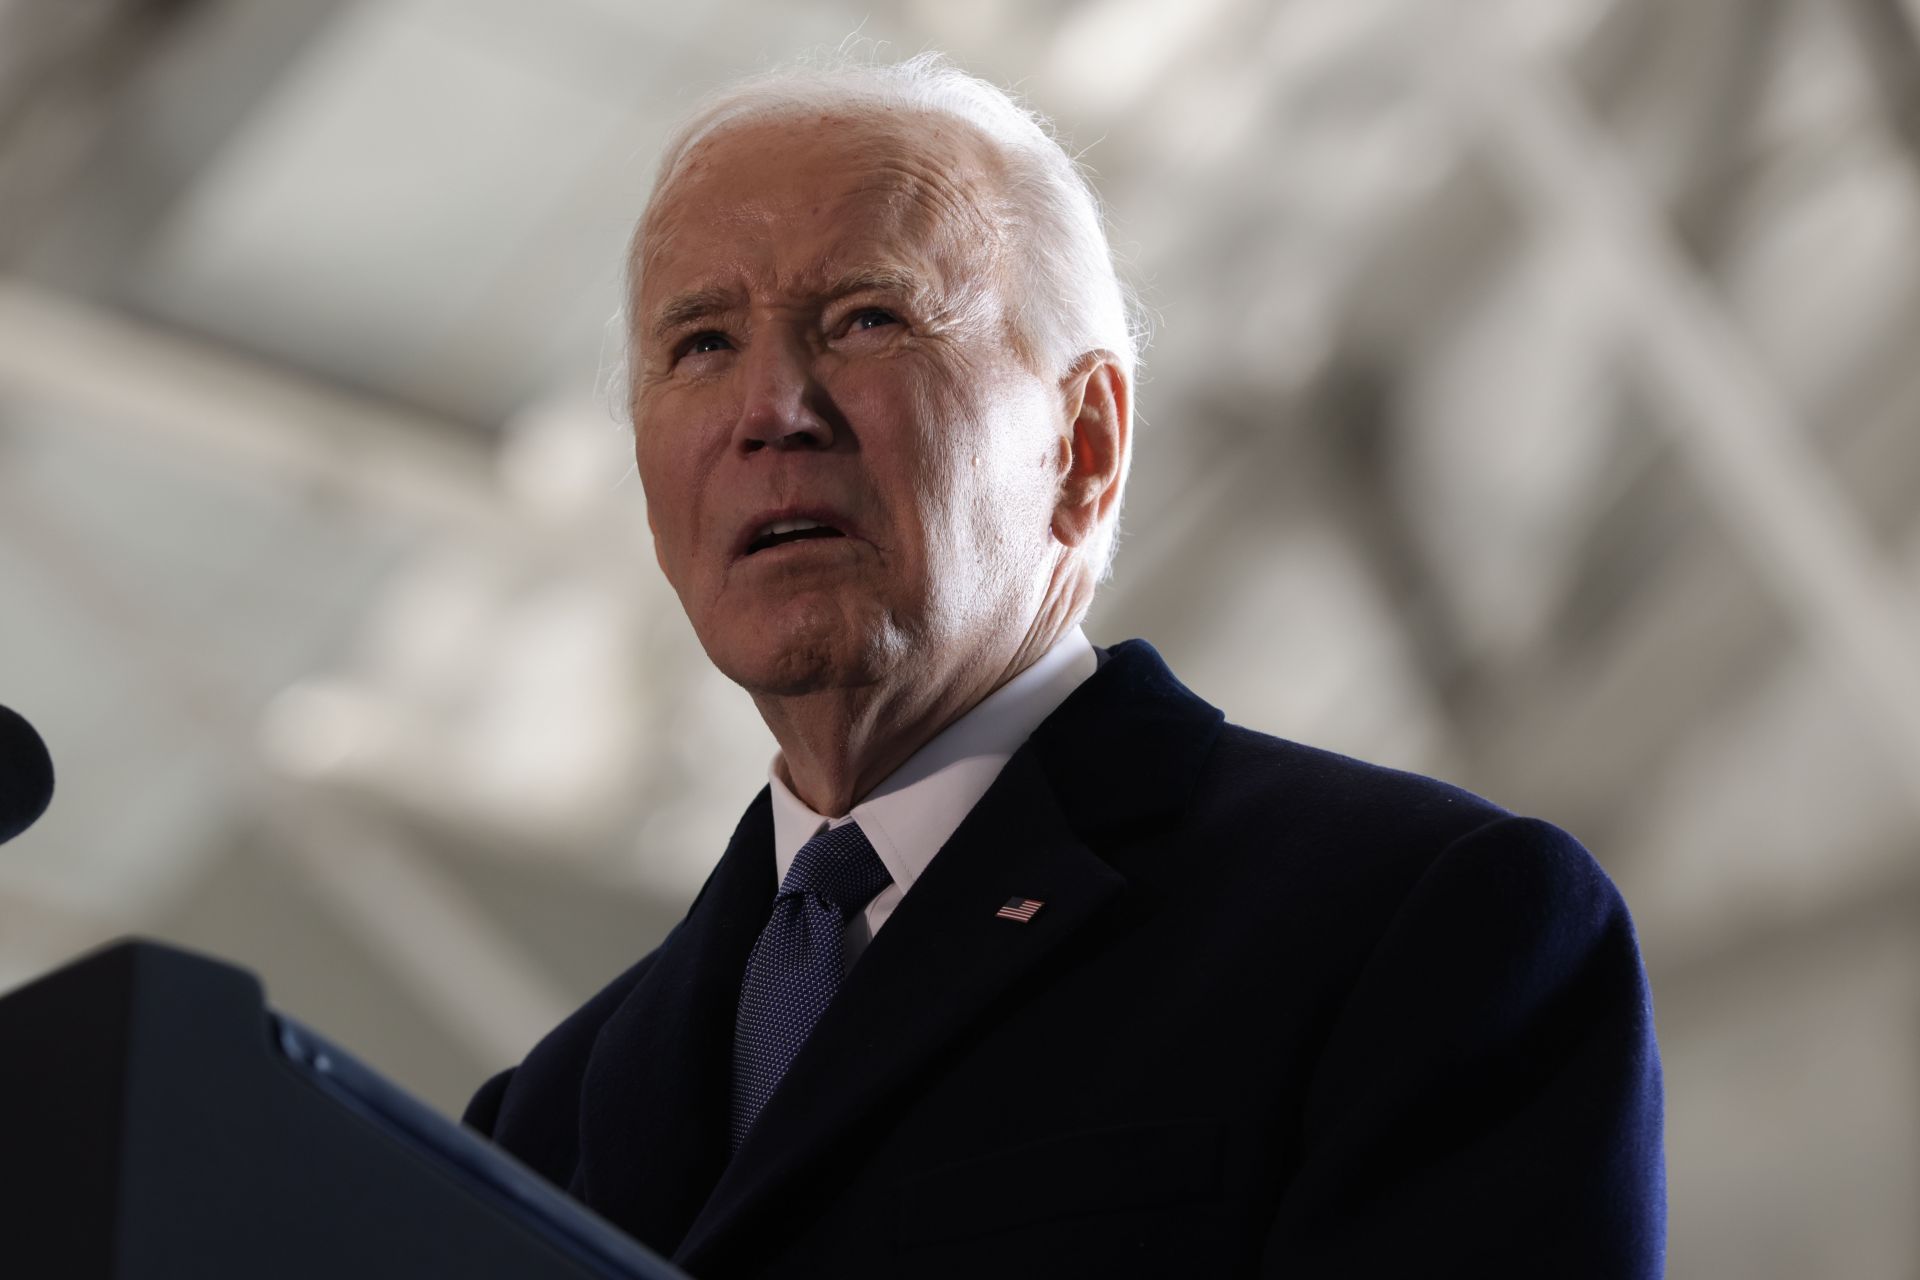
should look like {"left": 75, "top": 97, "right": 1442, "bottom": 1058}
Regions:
{"left": 731, "top": 330, "right": 834, "bottom": 453}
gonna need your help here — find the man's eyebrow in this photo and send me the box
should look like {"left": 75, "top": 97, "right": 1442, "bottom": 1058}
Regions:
{"left": 822, "top": 265, "right": 933, "bottom": 303}
{"left": 647, "top": 268, "right": 933, "bottom": 343}
{"left": 649, "top": 287, "right": 741, "bottom": 342}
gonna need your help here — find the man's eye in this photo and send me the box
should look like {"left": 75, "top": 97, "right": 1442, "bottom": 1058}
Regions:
{"left": 683, "top": 331, "right": 732, "bottom": 358}
{"left": 850, "top": 308, "right": 898, "bottom": 332}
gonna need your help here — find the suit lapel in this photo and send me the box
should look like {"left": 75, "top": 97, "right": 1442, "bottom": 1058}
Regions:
{"left": 619, "top": 639, "right": 1224, "bottom": 1272}
{"left": 572, "top": 790, "right": 777, "bottom": 1255}
{"left": 673, "top": 747, "right": 1126, "bottom": 1274}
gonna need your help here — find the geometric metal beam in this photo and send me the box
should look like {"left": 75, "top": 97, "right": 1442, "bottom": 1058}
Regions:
{"left": 1836, "top": 0, "right": 1920, "bottom": 181}
{"left": 1440, "top": 7, "right": 1920, "bottom": 813}
{"left": 0, "top": 437, "right": 569, "bottom": 1066}
{"left": 0, "top": 278, "right": 502, "bottom": 531}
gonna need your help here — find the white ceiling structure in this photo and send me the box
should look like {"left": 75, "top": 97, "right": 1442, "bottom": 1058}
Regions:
{"left": 5, "top": 0, "right": 1920, "bottom": 1272}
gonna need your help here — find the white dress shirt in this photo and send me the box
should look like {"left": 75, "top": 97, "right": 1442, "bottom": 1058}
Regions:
{"left": 766, "top": 628, "right": 1098, "bottom": 967}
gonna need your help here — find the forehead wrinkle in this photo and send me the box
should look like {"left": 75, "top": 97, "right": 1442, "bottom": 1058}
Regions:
{"left": 631, "top": 113, "right": 1018, "bottom": 344}
{"left": 870, "top": 155, "right": 1002, "bottom": 246}
{"left": 853, "top": 140, "right": 1010, "bottom": 281}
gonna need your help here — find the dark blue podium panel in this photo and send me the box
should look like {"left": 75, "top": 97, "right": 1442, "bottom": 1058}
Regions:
{"left": 0, "top": 940, "right": 685, "bottom": 1279}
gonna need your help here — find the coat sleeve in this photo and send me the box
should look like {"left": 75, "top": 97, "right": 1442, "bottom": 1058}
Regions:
{"left": 453, "top": 943, "right": 668, "bottom": 1171}
{"left": 1262, "top": 815, "right": 1665, "bottom": 1278}
{"left": 462, "top": 1066, "right": 516, "bottom": 1137}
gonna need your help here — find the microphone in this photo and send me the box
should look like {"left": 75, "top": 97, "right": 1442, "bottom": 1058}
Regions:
{"left": 0, "top": 705, "right": 54, "bottom": 843}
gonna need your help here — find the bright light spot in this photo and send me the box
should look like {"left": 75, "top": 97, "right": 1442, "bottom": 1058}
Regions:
{"left": 262, "top": 680, "right": 381, "bottom": 777}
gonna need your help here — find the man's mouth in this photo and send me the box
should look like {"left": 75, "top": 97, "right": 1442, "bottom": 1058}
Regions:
{"left": 745, "top": 517, "right": 848, "bottom": 556}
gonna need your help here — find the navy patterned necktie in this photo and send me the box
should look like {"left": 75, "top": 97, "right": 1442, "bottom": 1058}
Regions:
{"left": 730, "top": 821, "right": 893, "bottom": 1150}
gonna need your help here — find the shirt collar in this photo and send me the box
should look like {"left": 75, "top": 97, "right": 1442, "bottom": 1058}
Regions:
{"left": 767, "top": 627, "right": 1098, "bottom": 894}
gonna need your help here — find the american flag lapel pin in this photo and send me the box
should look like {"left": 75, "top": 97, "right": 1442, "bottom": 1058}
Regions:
{"left": 995, "top": 896, "right": 1045, "bottom": 923}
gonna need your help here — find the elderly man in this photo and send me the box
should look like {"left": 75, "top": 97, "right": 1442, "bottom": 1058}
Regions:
{"left": 464, "top": 55, "right": 1664, "bottom": 1279}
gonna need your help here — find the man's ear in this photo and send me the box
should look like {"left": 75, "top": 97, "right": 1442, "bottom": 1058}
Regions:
{"left": 1051, "top": 350, "right": 1131, "bottom": 551}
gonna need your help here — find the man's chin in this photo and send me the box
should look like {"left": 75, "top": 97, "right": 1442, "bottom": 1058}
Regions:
{"left": 700, "top": 612, "right": 895, "bottom": 700}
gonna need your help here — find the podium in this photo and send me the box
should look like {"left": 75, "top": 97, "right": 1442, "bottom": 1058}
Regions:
{"left": 0, "top": 940, "right": 687, "bottom": 1278}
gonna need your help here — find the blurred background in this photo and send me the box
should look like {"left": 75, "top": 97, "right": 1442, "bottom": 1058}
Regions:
{"left": 2, "top": 0, "right": 1918, "bottom": 1273}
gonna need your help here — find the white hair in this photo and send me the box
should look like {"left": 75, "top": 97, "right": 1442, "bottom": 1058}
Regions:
{"left": 627, "top": 50, "right": 1141, "bottom": 580}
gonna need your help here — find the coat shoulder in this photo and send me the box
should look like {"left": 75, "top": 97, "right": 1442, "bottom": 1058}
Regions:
{"left": 1165, "top": 720, "right": 1632, "bottom": 973}
{"left": 1198, "top": 721, "right": 1513, "bottom": 861}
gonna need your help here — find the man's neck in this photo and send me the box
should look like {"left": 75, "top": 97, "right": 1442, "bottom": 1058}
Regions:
{"left": 755, "top": 624, "right": 1066, "bottom": 817}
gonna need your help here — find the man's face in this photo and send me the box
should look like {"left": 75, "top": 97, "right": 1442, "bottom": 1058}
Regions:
{"left": 631, "top": 114, "right": 1067, "bottom": 699}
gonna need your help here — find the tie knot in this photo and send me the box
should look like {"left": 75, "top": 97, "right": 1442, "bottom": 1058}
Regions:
{"left": 781, "top": 821, "right": 891, "bottom": 915}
